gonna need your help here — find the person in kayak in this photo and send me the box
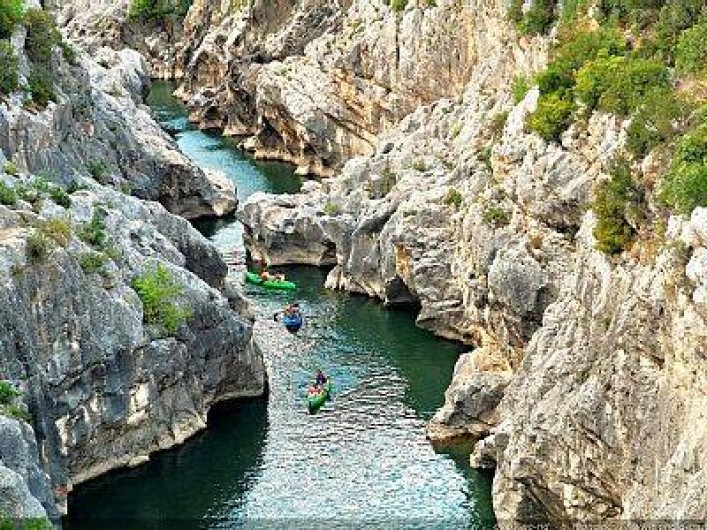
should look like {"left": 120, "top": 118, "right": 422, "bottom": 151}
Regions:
{"left": 307, "top": 384, "right": 320, "bottom": 395}
{"left": 260, "top": 270, "right": 286, "bottom": 282}
{"left": 273, "top": 303, "right": 304, "bottom": 333}
{"left": 315, "top": 369, "right": 327, "bottom": 386}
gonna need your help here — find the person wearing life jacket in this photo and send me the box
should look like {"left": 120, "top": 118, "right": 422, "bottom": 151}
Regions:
{"left": 315, "top": 369, "right": 327, "bottom": 386}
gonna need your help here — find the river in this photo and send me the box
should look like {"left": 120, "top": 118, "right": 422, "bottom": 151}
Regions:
{"left": 64, "top": 81, "right": 495, "bottom": 529}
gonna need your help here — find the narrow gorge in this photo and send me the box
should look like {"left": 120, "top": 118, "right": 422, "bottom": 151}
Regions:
{"left": 1, "top": 0, "right": 706, "bottom": 526}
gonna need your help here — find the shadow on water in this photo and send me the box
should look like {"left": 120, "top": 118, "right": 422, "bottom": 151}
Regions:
{"left": 65, "top": 80, "right": 496, "bottom": 529}
{"left": 66, "top": 399, "right": 269, "bottom": 530}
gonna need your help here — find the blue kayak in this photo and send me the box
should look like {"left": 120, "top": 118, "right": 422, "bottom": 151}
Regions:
{"left": 282, "top": 313, "right": 303, "bottom": 333}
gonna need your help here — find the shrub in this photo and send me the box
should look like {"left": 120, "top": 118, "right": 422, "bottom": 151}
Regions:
{"left": 78, "top": 209, "right": 109, "bottom": 249}
{"left": 489, "top": 111, "right": 509, "bottom": 138}
{"left": 27, "top": 66, "right": 56, "bottom": 108}
{"left": 3, "top": 403, "right": 30, "bottom": 422}
{"left": 59, "top": 40, "right": 77, "bottom": 66}
{"left": 390, "top": 0, "right": 407, "bottom": 12}
{"left": 0, "top": 181, "right": 16, "bottom": 206}
{"left": 653, "top": 1, "right": 704, "bottom": 64}
{"left": 593, "top": 57, "right": 669, "bottom": 116}
{"left": 626, "top": 90, "right": 693, "bottom": 156}
{"left": 508, "top": 0, "right": 523, "bottom": 24}
{"left": 87, "top": 160, "right": 108, "bottom": 182}
{"left": 412, "top": 159, "right": 427, "bottom": 172}
{"left": 0, "top": 0, "right": 23, "bottom": 39}
{"left": 661, "top": 124, "right": 707, "bottom": 213}
{"left": 131, "top": 263, "right": 191, "bottom": 334}
{"left": 593, "top": 158, "right": 642, "bottom": 254}
{"left": 520, "top": 0, "right": 557, "bottom": 35}
{"left": 23, "top": 9, "right": 61, "bottom": 65}
{"left": 37, "top": 216, "right": 71, "bottom": 247}
{"left": 0, "top": 381, "right": 20, "bottom": 405}
{"left": 0, "top": 39, "right": 18, "bottom": 95}
{"left": 79, "top": 251, "right": 107, "bottom": 274}
{"left": 483, "top": 205, "right": 511, "bottom": 227}
{"left": 536, "top": 27, "right": 626, "bottom": 96}
{"left": 67, "top": 180, "right": 87, "bottom": 194}
{"left": 675, "top": 21, "right": 707, "bottom": 74}
{"left": 129, "top": 0, "right": 193, "bottom": 19}
{"left": 322, "top": 201, "right": 340, "bottom": 216}
{"left": 3, "top": 160, "right": 18, "bottom": 175}
{"left": 526, "top": 93, "right": 575, "bottom": 142}
{"left": 444, "top": 187, "right": 463, "bottom": 209}
{"left": 49, "top": 185, "right": 72, "bottom": 208}
{"left": 512, "top": 75, "right": 530, "bottom": 104}
{"left": 26, "top": 233, "right": 52, "bottom": 263}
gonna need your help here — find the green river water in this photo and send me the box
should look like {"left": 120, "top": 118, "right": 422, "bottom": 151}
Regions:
{"left": 64, "top": 81, "right": 495, "bottom": 529}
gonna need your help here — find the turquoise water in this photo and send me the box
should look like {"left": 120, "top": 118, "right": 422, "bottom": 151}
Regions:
{"left": 65, "top": 81, "right": 495, "bottom": 529}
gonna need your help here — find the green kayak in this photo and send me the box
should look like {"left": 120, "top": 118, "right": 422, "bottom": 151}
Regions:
{"left": 244, "top": 271, "right": 297, "bottom": 291}
{"left": 307, "top": 379, "right": 332, "bottom": 414}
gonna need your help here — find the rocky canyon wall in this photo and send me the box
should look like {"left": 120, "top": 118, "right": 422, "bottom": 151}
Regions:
{"left": 0, "top": 3, "right": 264, "bottom": 522}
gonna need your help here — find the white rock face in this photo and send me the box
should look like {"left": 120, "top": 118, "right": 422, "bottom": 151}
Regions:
{"left": 1, "top": 18, "right": 236, "bottom": 220}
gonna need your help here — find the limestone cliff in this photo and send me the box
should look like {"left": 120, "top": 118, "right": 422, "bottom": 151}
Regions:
{"left": 0, "top": 3, "right": 263, "bottom": 521}
{"left": 3, "top": 3, "right": 235, "bottom": 219}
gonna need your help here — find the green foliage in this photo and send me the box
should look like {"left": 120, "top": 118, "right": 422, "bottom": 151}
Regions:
{"left": 593, "top": 158, "right": 642, "bottom": 254}
{"left": 78, "top": 209, "right": 109, "bottom": 249}
{"left": 650, "top": 1, "right": 704, "bottom": 63}
{"left": 0, "top": 0, "right": 23, "bottom": 39}
{"left": 23, "top": 8, "right": 61, "bottom": 64}
{"left": 0, "top": 181, "right": 17, "bottom": 206}
{"left": 67, "top": 180, "right": 87, "bottom": 194}
{"left": 479, "top": 145, "right": 492, "bottom": 171}
{"left": 37, "top": 216, "right": 71, "bottom": 247}
{"left": 675, "top": 20, "right": 707, "bottom": 74}
{"left": 512, "top": 75, "right": 530, "bottom": 104}
{"left": 79, "top": 250, "right": 108, "bottom": 274}
{"left": 390, "top": 0, "right": 407, "bottom": 12}
{"left": 3, "top": 161, "right": 18, "bottom": 175}
{"left": 509, "top": 0, "right": 558, "bottom": 35}
{"left": 131, "top": 263, "right": 191, "bottom": 334}
{"left": 87, "top": 160, "right": 108, "bottom": 182}
{"left": 561, "top": 0, "right": 590, "bottom": 21}
{"left": 322, "top": 201, "right": 340, "bottom": 216}
{"left": 129, "top": 0, "right": 194, "bottom": 20}
{"left": 3, "top": 403, "right": 30, "bottom": 422}
{"left": 526, "top": 93, "right": 575, "bottom": 142}
{"left": 489, "top": 111, "right": 509, "bottom": 138}
{"left": 0, "top": 381, "right": 20, "bottom": 406}
{"left": 444, "top": 187, "right": 463, "bottom": 209}
{"left": 483, "top": 205, "right": 511, "bottom": 227}
{"left": 537, "top": 27, "right": 627, "bottom": 94}
{"left": 574, "top": 56, "right": 669, "bottom": 115}
{"left": 626, "top": 90, "right": 693, "bottom": 156}
{"left": 522, "top": 0, "right": 557, "bottom": 35}
{"left": 0, "top": 39, "right": 18, "bottom": 95}
{"left": 26, "top": 232, "right": 51, "bottom": 263}
{"left": 59, "top": 40, "right": 77, "bottom": 66}
{"left": 49, "top": 185, "right": 72, "bottom": 208}
{"left": 412, "top": 159, "right": 427, "bottom": 172}
{"left": 0, "top": 380, "right": 30, "bottom": 422}
{"left": 508, "top": 0, "right": 523, "bottom": 24}
{"left": 27, "top": 66, "right": 56, "bottom": 108}
{"left": 661, "top": 123, "right": 707, "bottom": 213}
